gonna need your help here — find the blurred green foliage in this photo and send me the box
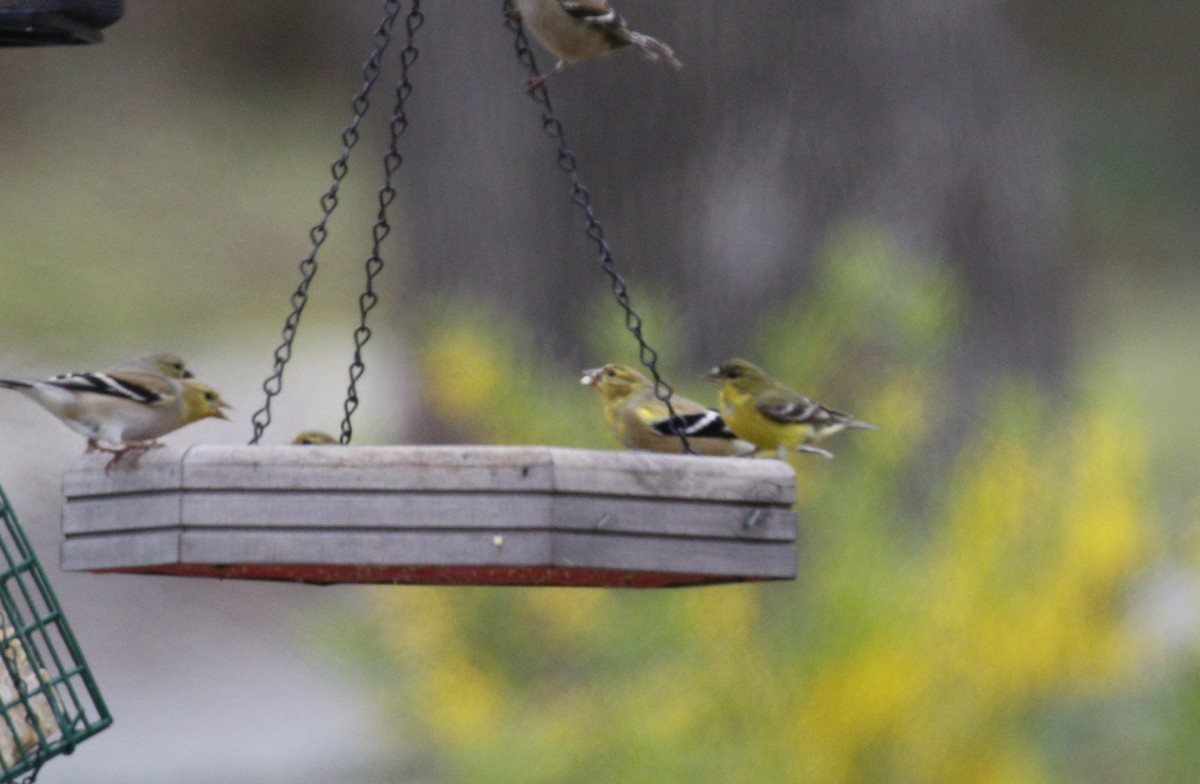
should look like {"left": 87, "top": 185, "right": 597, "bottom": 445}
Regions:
{"left": 349, "top": 225, "right": 1157, "bottom": 783}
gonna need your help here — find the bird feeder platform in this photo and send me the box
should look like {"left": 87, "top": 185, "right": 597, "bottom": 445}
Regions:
{"left": 60, "top": 446, "right": 798, "bottom": 588}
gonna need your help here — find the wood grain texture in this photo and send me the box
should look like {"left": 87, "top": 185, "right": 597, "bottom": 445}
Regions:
{"left": 61, "top": 445, "right": 799, "bottom": 587}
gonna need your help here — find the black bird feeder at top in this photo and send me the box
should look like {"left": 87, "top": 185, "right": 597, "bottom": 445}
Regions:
{"left": 59, "top": 0, "right": 801, "bottom": 588}
{"left": 0, "top": 0, "right": 123, "bottom": 46}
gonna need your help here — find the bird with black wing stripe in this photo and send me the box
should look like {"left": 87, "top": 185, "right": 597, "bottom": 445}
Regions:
{"left": 582, "top": 363, "right": 754, "bottom": 456}
{"left": 0, "top": 357, "right": 230, "bottom": 467}
{"left": 705, "top": 358, "right": 876, "bottom": 460}
{"left": 510, "top": 0, "right": 682, "bottom": 93}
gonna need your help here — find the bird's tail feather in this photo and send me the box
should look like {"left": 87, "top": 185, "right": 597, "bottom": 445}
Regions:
{"left": 0, "top": 379, "right": 32, "bottom": 390}
{"left": 628, "top": 32, "right": 682, "bottom": 68}
{"left": 847, "top": 419, "right": 878, "bottom": 431}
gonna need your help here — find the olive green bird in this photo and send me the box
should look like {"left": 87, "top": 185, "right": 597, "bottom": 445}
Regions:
{"left": 705, "top": 358, "right": 876, "bottom": 459}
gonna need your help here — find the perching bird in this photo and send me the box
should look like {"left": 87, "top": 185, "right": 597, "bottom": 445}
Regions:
{"left": 705, "top": 358, "right": 876, "bottom": 459}
{"left": 105, "top": 352, "right": 194, "bottom": 379}
{"left": 582, "top": 363, "right": 755, "bottom": 456}
{"left": 292, "top": 431, "right": 338, "bottom": 445}
{"left": 510, "top": 0, "right": 682, "bottom": 93}
{"left": 0, "top": 369, "right": 230, "bottom": 466}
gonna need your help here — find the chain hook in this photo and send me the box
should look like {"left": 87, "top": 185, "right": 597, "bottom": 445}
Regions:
{"left": 502, "top": 0, "right": 694, "bottom": 454}
{"left": 249, "top": 0, "right": 405, "bottom": 444}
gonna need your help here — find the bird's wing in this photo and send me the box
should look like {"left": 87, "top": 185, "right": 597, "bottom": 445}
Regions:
{"left": 756, "top": 393, "right": 841, "bottom": 425}
{"left": 46, "top": 371, "right": 175, "bottom": 406}
{"left": 649, "top": 408, "right": 740, "bottom": 439}
{"left": 560, "top": 0, "right": 616, "bottom": 22}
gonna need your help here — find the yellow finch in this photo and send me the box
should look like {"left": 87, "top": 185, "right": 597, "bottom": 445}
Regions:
{"left": 705, "top": 358, "right": 876, "bottom": 459}
{"left": 0, "top": 369, "right": 230, "bottom": 465}
{"left": 511, "top": 0, "right": 682, "bottom": 93}
{"left": 582, "top": 363, "right": 755, "bottom": 456}
{"left": 105, "top": 352, "right": 193, "bottom": 379}
{"left": 292, "top": 431, "right": 338, "bottom": 445}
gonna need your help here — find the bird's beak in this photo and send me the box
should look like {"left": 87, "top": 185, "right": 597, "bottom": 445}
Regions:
{"left": 581, "top": 368, "right": 602, "bottom": 387}
{"left": 181, "top": 369, "right": 195, "bottom": 379}
{"left": 210, "top": 401, "right": 232, "bottom": 421}
{"left": 702, "top": 368, "right": 723, "bottom": 385}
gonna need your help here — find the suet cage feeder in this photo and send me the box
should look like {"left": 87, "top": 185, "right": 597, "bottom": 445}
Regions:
{"left": 0, "top": 485, "right": 110, "bottom": 782}
{"left": 59, "top": 0, "right": 802, "bottom": 588}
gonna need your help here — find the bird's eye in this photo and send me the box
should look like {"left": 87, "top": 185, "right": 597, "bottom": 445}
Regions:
{"left": 606, "top": 369, "right": 616, "bottom": 377}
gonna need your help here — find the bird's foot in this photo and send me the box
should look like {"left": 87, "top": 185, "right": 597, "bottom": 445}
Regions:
{"left": 97, "top": 441, "right": 164, "bottom": 474}
{"left": 525, "top": 61, "right": 564, "bottom": 95}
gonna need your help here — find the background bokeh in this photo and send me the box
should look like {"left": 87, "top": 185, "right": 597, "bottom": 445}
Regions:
{"left": 0, "top": 1, "right": 1197, "bottom": 782}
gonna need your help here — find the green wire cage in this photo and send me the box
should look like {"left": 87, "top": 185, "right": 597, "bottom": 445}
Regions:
{"left": 0, "top": 483, "right": 109, "bottom": 782}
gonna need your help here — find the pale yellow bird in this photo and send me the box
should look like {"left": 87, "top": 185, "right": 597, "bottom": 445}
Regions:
{"left": 105, "top": 352, "right": 193, "bottom": 379}
{"left": 0, "top": 369, "right": 230, "bottom": 467}
{"left": 511, "top": 0, "right": 682, "bottom": 93}
{"left": 292, "top": 431, "right": 339, "bottom": 445}
{"left": 582, "top": 363, "right": 754, "bottom": 456}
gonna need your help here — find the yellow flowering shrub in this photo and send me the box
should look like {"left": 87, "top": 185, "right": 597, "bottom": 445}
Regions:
{"left": 353, "top": 226, "right": 1150, "bottom": 784}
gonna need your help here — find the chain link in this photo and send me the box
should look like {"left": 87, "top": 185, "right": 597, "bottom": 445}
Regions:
{"left": 339, "top": 1, "right": 424, "bottom": 444}
{"left": 502, "top": 0, "right": 693, "bottom": 454}
{"left": 249, "top": 0, "right": 404, "bottom": 444}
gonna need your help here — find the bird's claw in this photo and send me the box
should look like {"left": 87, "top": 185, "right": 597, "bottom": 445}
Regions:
{"left": 525, "top": 74, "right": 548, "bottom": 95}
{"left": 98, "top": 441, "right": 164, "bottom": 474}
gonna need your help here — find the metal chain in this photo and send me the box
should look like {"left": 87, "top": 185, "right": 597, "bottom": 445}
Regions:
{"left": 339, "top": 0, "right": 424, "bottom": 444}
{"left": 502, "top": 0, "right": 693, "bottom": 454}
{"left": 249, "top": 0, "right": 404, "bottom": 444}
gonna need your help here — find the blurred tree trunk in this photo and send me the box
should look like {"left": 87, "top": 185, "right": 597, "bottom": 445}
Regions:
{"left": 397, "top": 0, "right": 1068, "bottom": 379}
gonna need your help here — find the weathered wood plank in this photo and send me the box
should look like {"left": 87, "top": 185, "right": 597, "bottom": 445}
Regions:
{"left": 549, "top": 448, "right": 797, "bottom": 504}
{"left": 62, "top": 452, "right": 183, "bottom": 497}
{"left": 551, "top": 532, "right": 798, "bottom": 578}
{"left": 64, "top": 446, "right": 798, "bottom": 502}
{"left": 177, "top": 445, "right": 558, "bottom": 492}
{"left": 178, "top": 492, "right": 552, "bottom": 531}
{"left": 62, "top": 492, "right": 794, "bottom": 540}
{"left": 171, "top": 529, "right": 795, "bottom": 578}
{"left": 62, "top": 493, "right": 182, "bottom": 535}
{"left": 60, "top": 530, "right": 180, "bottom": 571}
{"left": 178, "top": 529, "right": 554, "bottom": 567}
{"left": 60, "top": 444, "right": 800, "bottom": 586}
{"left": 63, "top": 527, "right": 795, "bottom": 579}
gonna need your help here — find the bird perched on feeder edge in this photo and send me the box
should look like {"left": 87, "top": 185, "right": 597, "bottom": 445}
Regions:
{"left": 293, "top": 431, "right": 338, "bottom": 445}
{"left": 509, "top": 0, "right": 682, "bottom": 94}
{"left": 105, "top": 351, "right": 194, "bottom": 379}
{"left": 705, "top": 358, "right": 876, "bottom": 459}
{"left": 582, "top": 363, "right": 755, "bottom": 457}
{"left": 0, "top": 366, "right": 230, "bottom": 469}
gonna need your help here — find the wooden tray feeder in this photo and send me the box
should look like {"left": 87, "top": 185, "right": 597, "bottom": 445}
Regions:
{"left": 60, "top": 1, "right": 802, "bottom": 588}
{"left": 61, "top": 446, "right": 797, "bottom": 587}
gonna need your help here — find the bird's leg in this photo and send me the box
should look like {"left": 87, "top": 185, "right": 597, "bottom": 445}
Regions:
{"left": 85, "top": 438, "right": 99, "bottom": 453}
{"left": 98, "top": 440, "right": 164, "bottom": 474}
{"left": 526, "top": 60, "right": 565, "bottom": 94}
